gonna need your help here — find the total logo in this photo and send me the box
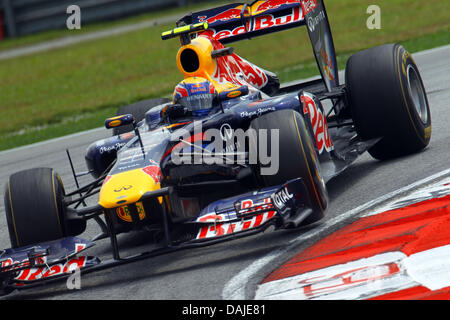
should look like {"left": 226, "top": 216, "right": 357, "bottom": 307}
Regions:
{"left": 272, "top": 187, "right": 294, "bottom": 213}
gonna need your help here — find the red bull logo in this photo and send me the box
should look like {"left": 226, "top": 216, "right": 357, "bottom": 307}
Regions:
{"left": 201, "top": 5, "right": 303, "bottom": 42}
{"left": 190, "top": 83, "right": 207, "bottom": 93}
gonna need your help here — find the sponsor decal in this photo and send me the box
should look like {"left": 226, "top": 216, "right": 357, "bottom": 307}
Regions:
{"left": 116, "top": 202, "right": 146, "bottom": 222}
{"left": 206, "top": 7, "right": 245, "bottom": 25}
{"left": 1, "top": 256, "right": 89, "bottom": 283}
{"left": 196, "top": 209, "right": 276, "bottom": 240}
{"left": 113, "top": 185, "right": 132, "bottom": 192}
{"left": 237, "top": 197, "right": 273, "bottom": 217}
{"left": 197, "top": 213, "right": 225, "bottom": 223}
{"left": 142, "top": 165, "right": 162, "bottom": 184}
{"left": 240, "top": 106, "right": 276, "bottom": 119}
{"left": 227, "top": 90, "right": 242, "bottom": 98}
{"left": 401, "top": 50, "right": 412, "bottom": 76}
{"left": 271, "top": 187, "right": 294, "bottom": 213}
{"left": 307, "top": 9, "right": 325, "bottom": 32}
{"left": 190, "top": 83, "right": 207, "bottom": 93}
{"left": 219, "top": 123, "right": 233, "bottom": 141}
{"left": 212, "top": 48, "right": 269, "bottom": 89}
{"left": 255, "top": 0, "right": 302, "bottom": 13}
{"left": 203, "top": 6, "right": 303, "bottom": 43}
{"left": 99, "top": 142, "right": 126, "bottom": 154}
{"left": 301, "top": 93, "right": 334, "bottom": 153}
{"left": 301, "top": 0, "right": 317, "bottom": 15}
{"left": 424, "top": 125, "right": 432, "bottom": 139}
{"left": 196, "top": 198, "right": 275, "bottom": 239}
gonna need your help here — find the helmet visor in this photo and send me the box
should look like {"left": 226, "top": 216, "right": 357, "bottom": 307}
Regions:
{"left": 178, "top": 93, "right": 215, "bottom": 111}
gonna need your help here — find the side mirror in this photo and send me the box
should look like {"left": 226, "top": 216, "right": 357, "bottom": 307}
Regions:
{"left": 218, "top": 85, "right": 249, "bottom": 102}
{"left": 105, "top": 114, "right": 135, "bottom": 129}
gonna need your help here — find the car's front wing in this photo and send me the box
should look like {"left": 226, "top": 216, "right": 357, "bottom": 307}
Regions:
{"left": 0, "top": 178, "right": 312, "bottom": 294}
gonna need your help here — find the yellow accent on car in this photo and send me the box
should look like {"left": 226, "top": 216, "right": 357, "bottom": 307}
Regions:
{"left": 98, "top": 169, "right": 161, "bottom": 209}
{"left": 161, "top": 22, "right": 208, "bottom": 40}
{"left": 108, "top": 120, "right": 122, "bottom": 127}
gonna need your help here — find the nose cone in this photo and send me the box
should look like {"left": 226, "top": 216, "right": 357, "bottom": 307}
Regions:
{"left": 99, "top": 167, "right": 161, "bottom": 209}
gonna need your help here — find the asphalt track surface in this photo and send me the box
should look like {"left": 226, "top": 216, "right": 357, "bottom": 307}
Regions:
{"left": 0, "top": 45, "right": 449, "bottom": 300}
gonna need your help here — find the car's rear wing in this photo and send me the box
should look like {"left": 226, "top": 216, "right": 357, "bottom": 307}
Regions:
{"left": 176, "top": 0, "right": 339, "bottom": 91}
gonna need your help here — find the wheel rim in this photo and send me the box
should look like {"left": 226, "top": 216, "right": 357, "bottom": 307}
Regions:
{"left": 407, "top": 65, "right": 428, "bottom": 124}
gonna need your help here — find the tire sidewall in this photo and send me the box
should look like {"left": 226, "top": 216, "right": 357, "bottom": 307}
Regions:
{"left": 346, "top": 44, "right": 431, "bottom": 159}
{"left": 4, "top": 168, "right": 67, "bottom": 248}
{"left": 394, "top": 45, "right": 432, "bottom": 147}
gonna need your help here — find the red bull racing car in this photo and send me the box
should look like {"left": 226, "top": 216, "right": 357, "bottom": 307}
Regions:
{"left": 0, "top": 0, "right": 431, "bottom": 295}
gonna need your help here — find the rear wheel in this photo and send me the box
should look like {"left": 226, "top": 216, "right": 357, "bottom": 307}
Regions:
{"left": 4, "top": 168, "right": 85, "bottom": 248}
{"left": 345, "top": 43, "right": 431, "bottom": 160}
{"left": 250, "top": 109, "right": 328, "bottom": 226}
{"left": 113, "top": 98, "right": 171, "bottom": 135}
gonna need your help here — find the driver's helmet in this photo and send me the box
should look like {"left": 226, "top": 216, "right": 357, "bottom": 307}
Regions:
{"left": 173, "top": 77, "right": 218, "bottom": 116}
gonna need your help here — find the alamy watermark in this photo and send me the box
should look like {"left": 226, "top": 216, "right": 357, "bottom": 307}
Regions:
{"left": 366, "top": 5, "right": 381, "bottom": 30}
{"left": 66, "top": 267, "right": 81, "bottom": 290}
{"left": 170, "top": 121, "right": 280, "bottom": 176}
{"left": 66, "top": 5, "right": 81, "bottom": 30}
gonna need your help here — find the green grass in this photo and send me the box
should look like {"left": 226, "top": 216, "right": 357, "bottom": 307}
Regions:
{"left": 0, "top": 0, "right": 448, "bottom": 151}
{"left": 0, "top": 1, "right": 229, "bottom": 52}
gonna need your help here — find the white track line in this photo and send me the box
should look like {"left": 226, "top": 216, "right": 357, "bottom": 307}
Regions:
{"left": 222, "top": 168, "right": 450, "bottom": 300}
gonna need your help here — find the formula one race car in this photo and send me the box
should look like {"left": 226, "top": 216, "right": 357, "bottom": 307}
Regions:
{"left": 0, "top": 0, "right": 431, "bottom": 295}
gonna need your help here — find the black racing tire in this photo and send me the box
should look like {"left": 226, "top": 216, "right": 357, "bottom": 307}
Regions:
{"left": 4, "top": 168, "right": 75, "bottom": 248}
{"left": 345, "top": 43, "right": 431, "bottom": 160}
{"left": 250, "top": 109, "right": 328, "bottom": 225}
{"left": 112, "top": 98, "right": 171, "bottom": 136}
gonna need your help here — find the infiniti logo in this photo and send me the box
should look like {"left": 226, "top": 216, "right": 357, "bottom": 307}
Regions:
{"left": 114, "top": 185, "right": 133, "bottom": 192}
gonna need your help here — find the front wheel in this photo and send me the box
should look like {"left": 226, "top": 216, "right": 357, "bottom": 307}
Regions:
{"left": 4, "top": 168, "right": 85, "bottom": 248}
{"left": 250, "top": 109, "right": 328, "bottom": 226}
{"left": 345, "top": 44, "right": 431, "bottom": 160}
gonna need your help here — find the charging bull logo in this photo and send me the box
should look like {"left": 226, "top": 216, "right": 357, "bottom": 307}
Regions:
{"left": 206, "top": 7, "right": 246, "bottom": 24}
{"left": 301, "top": 0, "right": 317, "bottom": 15}
{"left": 206, "top": 38, "right": 269, "bottom": 89}
{"left": 255, "top": 0, "right": 302, "bottom": 13}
